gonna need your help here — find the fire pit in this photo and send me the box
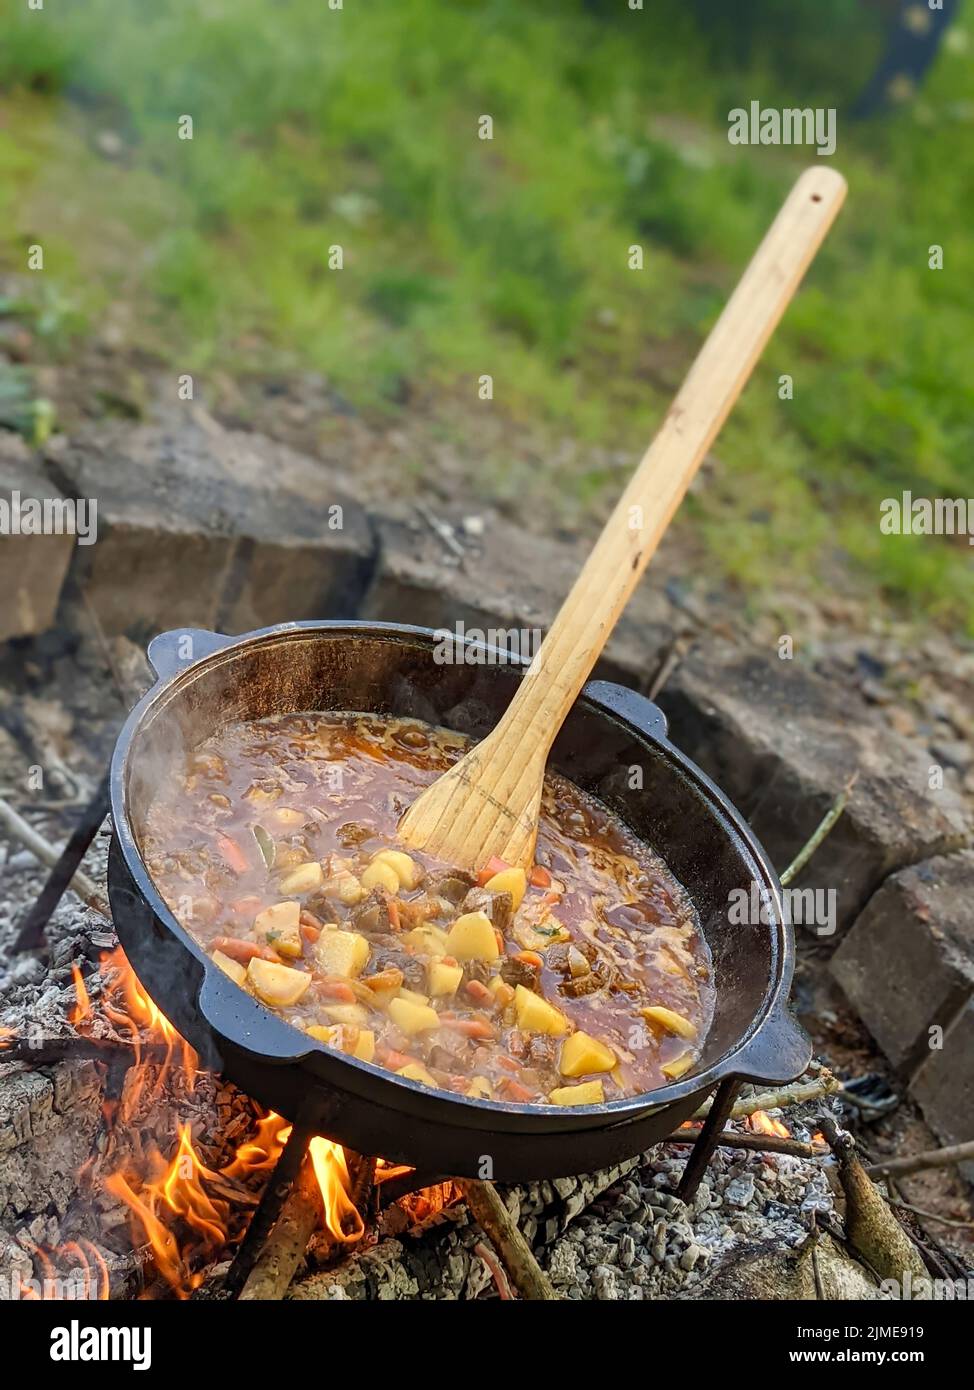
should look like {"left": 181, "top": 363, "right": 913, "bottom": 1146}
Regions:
{"left": 1, "top": 625, "right": 970, "bottom": 1305}
{"left": 0, "top": 931, "right": 842, "bottom": 1301}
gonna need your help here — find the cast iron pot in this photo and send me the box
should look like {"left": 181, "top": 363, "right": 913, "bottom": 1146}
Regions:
{"left": 108, "top": 620, "right": 810, "bottom": 1180}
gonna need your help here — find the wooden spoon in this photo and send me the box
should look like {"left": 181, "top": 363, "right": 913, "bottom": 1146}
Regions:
{"left": 399, "top": 165, "right": 847, "bottom": 872}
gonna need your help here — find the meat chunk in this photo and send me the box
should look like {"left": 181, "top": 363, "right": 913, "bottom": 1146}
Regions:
{"left": 350, "top": 889, "right": 391, "bottom": 935}
{"left": 434, "top": 871, "right": 477, "bottom": 905}
{"left": 500, "top": 955, "right": 542, "bottom": 993}
{"left": 462, "top": 958, "right": 493, "bottom": 986}
{"left": 524, "top": 1034, "right": 558, "bottom": 1071}
{"left": 462, "top": 886, "right": 514, "bottom": 934}
{"left": 368, "top": 942, "right": 427, "bottom": 992}
{"left": 547, "top": 939, "right": 612, "bottom": 997}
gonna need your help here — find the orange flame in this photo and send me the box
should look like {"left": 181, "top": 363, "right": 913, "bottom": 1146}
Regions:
{"left": 69, "top": 963, "right": 92, "bottom": 1025}
{"left": 221, "top": 1111, "right": 289, "bottom": 1181}
{"left": 308, "top": 1138, "right": 365, "bottom": 1245}
{"left": 96, "top": 947, "right": 197, "bottom": 1099}
{"left": 749, "top": 1109, "right": 790, "bottom": 1138}
{"left": 106, "top": 1124, "right": 229, "bottom": 1298}
{"left": 47, "top": 946, "right": 398, "bottom": 1296}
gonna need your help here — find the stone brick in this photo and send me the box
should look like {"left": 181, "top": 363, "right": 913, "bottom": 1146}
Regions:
{"left": 360, "top": 510, "right": 677, "bottom": 689}
{"left": 44, "top": 417, "right": 374, "bottom": 639}
{"left": 658, "top": 643, "right": 971, "bottom": 935}
{"left": 830, "top": 852, "right": 974, "bottom": 1073}
{"left": 0, "top": 434, "right": 73, "bottom": 641}
{"left": 909, "top": 1000, "right": 974, "bottom": 1177}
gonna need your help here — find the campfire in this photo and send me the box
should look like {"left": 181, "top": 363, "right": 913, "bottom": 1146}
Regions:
{"left": 0, "top": 631, "right": 970, "bottom": 1304}
{"left": 0, "top": 925, "right": 907, "bottom": 1304}
{"left": 2, "top": 943, "right": 480, "bottom": 1300}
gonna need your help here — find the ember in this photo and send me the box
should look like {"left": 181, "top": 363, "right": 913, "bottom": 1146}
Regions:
{"left": 748, "top": 1110, "right": 790, "bottom": 1140}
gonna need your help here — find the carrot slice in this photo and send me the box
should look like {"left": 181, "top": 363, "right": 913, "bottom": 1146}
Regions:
{"left": 376, "top": 1044, "right": 417, "bottom": 1072}
{"left": 217, "top": 833, "right": 250, "bottom": 875}
{"left": 529, "top": 865, "right": 552, "bottom": 888}
{"left": 477, "top": 855, "right": 510, "bottom": 886}
{"left": 442, "top": 1018, "right": 496, "bottom": 1040}
{"left": 464, "top": 979, "right": 492, "bottom": 1005}
{"left": 313, "top": 979, "right": 356, "bottom": 1003}
{"left": 514, "top": 950, "right": 543, "bottom": 969}
{"left": 497, "top": 1077, "right": 534, "bottom": 1103}
{"left": 387, "top": 897, "right": 401, "bottom": 931}
{"left": 210, "top": 936, "right": 279, "bottom": 964}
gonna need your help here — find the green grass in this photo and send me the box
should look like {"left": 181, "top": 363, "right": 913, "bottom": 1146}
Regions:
{"left": 0, "top": 0, "right": 972, "bottom": 631}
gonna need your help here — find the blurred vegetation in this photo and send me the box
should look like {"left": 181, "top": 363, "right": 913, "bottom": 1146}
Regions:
{"left": 0, "top": 0, "right": 971, "bottom": 631}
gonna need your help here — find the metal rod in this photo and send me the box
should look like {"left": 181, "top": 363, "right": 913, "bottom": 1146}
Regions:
{"left": 223, "top": 1121, "right": 315, "bottom": 1297}
{"left": 0, "top": 792, "right": 109, "bottom": 924}
{"left": 676, "top": 1075, "right": 742, "bottom": 1203}
{"left": 12, "top": 773, "right": 112, "bottom": 951}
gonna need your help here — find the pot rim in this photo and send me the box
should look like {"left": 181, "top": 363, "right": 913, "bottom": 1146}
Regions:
{"left": 110, "top": 619, "right": 805, "bottom": 1130}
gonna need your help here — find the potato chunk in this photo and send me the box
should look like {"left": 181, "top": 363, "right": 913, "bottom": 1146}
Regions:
{"left": 307, "top": 1023, "right": 375, "bottom": 1062}
{"left": 514, "top": 984, "right": 568, "bottom": 1035}
{"left": 247, "top": 958, "right": 311, "bottom": 1008}
{"left": 484, "top": 866, "right": 526, "bottom": 911}
{"left": 314, "top": 929, "right": 370, "bottom": 978}
{"left": 372, "top": 849, "right": 422, "bottom": 890}
{"left": 427, "top": 956, "right": 463, "bottom": 997}
{"left": 321, "top": 1002, "right": 369, "bottom": 1027}
{"left": 361, "top": 859, "right": 400, "bottom": 894}
{"left": 403, "top": 924, "right": 450, "bottom": 955}
{"left": 396, "top": 1062, "right": 436, "bottom": 1086}
{"left": 445, "top": 910, "right": 500, "bottom": 962}
{"left": 559, "top": 1031, "right": 616, "bottom": 1077}
{"left": 548, "top": 1080, "right": 605, "bottom": 1106}
{"left": 388, "top": 997, "right": 440, "bottom": 1036}
{"left": 466, "top": 1075, "right": 493, "bottom": 1100}
{"left": 662, "top": 1050, "right": 696, "bottom": 1080}
{"left": 253, "top": 900, "right": 302, "bottom": 957}
{"left": 279, "top": 861, "right": 324, "bottom": 895}
{"left": 212, "top": 949, "right": 247, "bottom": 987}
{"left": 639, "top": 1006, "right": 697, "bottom": 1040}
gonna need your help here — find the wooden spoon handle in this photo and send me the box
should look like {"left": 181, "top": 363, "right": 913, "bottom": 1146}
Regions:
{"left": 499, "top": 165, "right": 847, "bottom": 752}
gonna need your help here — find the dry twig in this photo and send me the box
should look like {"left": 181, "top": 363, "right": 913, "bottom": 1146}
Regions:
{"left": 239, "top": 1157, "right": 324, "bottom": 1301}
{"left": 779, "top": 775, "right": 858, "bottom": 887}
{"left": 0, "top": 794, "right": 109, "bottom": 918}
{"left": 665, "top": 1128, "right": 825, "bottom": 1160}
{"left": 693, "top": 1071, "right": 840, "bottom": 1120}
{"left": 458, "top": 1179, "right": 558, "bottom": 1301}
{"left": 866, "top": 1139, "right": 974, "bottom": 1181}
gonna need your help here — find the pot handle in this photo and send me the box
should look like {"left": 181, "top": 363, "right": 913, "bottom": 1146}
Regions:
{"left": 197, "top": 966, "right": 314, "bottom": 1063}
{"left": 732, "top": 1004, "right": 812, "bottom": 1087}
{"left": 581, "top": 680, "right": 669, "bottom": 742}
{"left": 147, "top": 628, "right": 233, "bottom": 681}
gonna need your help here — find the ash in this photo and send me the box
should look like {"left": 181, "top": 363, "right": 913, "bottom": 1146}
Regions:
{"left": 539, "top": 1144, "right": 831, "bottom": 1300}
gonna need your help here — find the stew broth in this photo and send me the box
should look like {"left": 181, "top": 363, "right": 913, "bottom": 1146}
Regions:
{"left": 142, "top": 713, "right": 714, "bottom": 1106}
